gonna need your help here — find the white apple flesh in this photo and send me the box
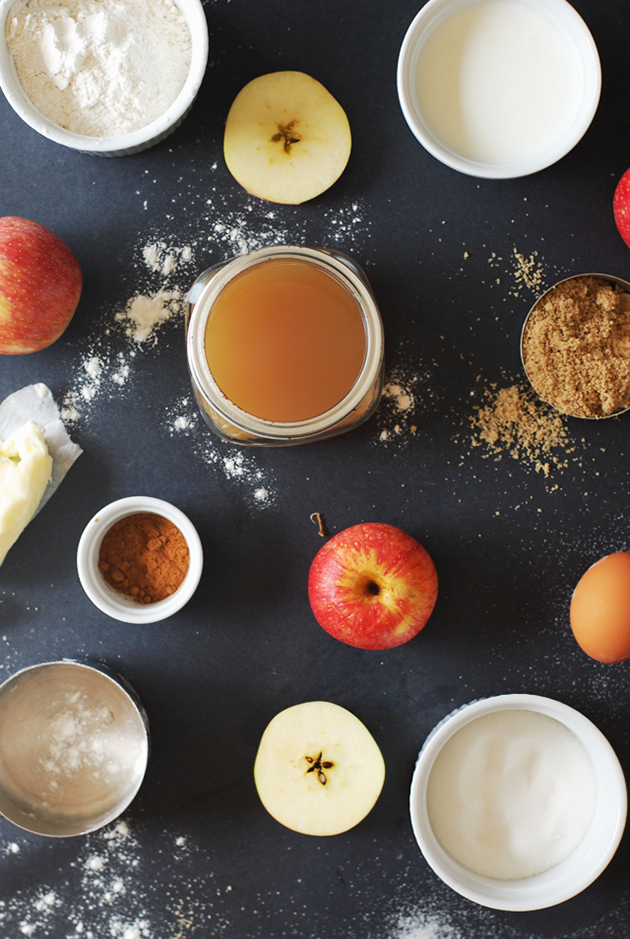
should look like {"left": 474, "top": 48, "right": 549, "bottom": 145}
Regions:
{"left": 223, "top": 71, "right": 352, "bottom": 205}
{"left": 0, "top": 217, "right": 82, "bottom": 355}
{"left": 254, "top": 701, "right": 385, "bottom": 836}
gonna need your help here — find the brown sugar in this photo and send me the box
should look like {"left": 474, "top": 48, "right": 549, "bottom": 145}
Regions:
{"left": 471, "top": 383, "right": 572, "bottom": 476}
{"left": 522, "top": 276, "right": 630, "bottom": 418}
{"left": 99, "top": 512, "right": 190, "bottom": 604}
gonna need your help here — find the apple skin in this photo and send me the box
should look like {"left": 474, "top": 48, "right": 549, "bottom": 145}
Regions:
{"left": 0, "top": 216, "right": 82, "bottom": 355}
{"left": 308, "top": 522, "right": 438, "bottom": 650}
{"left": 613, "top": 168, "right": 630, "bottom": 249}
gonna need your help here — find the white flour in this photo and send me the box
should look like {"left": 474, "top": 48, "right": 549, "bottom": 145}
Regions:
{"left": 6, "top": 0, "right": 191, "bottom": 136}
{"left": 115, "top": 289, "right": 184, "bottom": 342}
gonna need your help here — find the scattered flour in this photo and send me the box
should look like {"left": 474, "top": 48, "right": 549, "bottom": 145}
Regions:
{"left": 375, "top": 359, "right": 438, "bottom": 445}
{"left": 164, "top": 395, "right": 276, "bottom": 507}
{"left": 390, "top": 910, "right": 460, "bottom": 939}
{"left": 0, "top": 819, "right": 237, "bottom": 938}
{"left": 61, "top": 195, "right": 372, "bottom": 427}
{"left": 115, "top": 289, "right": 184, "bottom": 343}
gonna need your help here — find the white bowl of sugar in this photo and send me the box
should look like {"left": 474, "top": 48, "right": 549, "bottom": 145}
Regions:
{"left": 397, "top": 0, "right": 601, "bottom": 178}
{"left": 409, "top": 694, "right": 627, "bottom": 910}
{"left": 0, "top": 0, "right": 209, "bottom": 156}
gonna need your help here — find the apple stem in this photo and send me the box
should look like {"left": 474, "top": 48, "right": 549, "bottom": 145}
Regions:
{"left": 271, "top": 121, "right": 301, "bottom": 155}
{"left": 310, "top": 512, "right": 326, "bottom": 537}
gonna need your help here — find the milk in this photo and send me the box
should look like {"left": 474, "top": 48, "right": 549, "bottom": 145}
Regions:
{"left": 415, "top": 1, "right": 577, "bottom": 164}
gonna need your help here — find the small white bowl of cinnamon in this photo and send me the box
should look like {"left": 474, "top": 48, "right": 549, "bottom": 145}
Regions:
{"left": 77, "top": 496, "right": 203, "bottom": 623}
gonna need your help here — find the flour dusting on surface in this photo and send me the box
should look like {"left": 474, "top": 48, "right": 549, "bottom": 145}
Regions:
{"left": 115, "top": 289, "right": 184, "bottom": 343}
{"left": 165, "top": 394, "right": 276, "bottom": 507}
{"left": 374, "top": 358, "right": 438, "bottom": 445}
{"left": 60, "top": 194, "right": 372, "bottom": 426}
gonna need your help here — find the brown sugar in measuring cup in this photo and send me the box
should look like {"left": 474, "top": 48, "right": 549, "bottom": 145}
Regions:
{"left": 521, "top": 274, "right": 630, "bottom": 419}
{"left": 98, "top": 512, "right": 190, "bottom": 603}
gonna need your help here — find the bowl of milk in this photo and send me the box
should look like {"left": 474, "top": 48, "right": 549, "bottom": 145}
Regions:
{"left": 397, "top": 0, "right": 601, "bottom": 178}
{"left": 409, "top": 694, "right": 627, "bottom": 910}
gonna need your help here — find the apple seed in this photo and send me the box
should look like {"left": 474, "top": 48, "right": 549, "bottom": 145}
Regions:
{"left": 271, "top": 121, "right": 301, "bottom": 154}
{"left": 304, "top": 752, "right": 334, "bottom": 785}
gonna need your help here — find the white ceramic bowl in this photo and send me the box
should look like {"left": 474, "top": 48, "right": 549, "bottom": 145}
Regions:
{"left": 409, "top": 694, "right": 627, "bottom": 911}
{"left": 77, "top": 496, "right": 203, "bottom": 623}
{"left": 397, "top": 0, "right": 601, "bottom": 178}
{"left": 0, "top": 0, "right": 209, "bottom": 156}
{"left": 0, "top": 660, "right": 149, "bottom": 836}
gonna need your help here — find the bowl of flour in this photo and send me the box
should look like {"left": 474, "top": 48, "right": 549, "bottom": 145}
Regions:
{"left": 0, "top": 0, "right": 208, "bottom": 155}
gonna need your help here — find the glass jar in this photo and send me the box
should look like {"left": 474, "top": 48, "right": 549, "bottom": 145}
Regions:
{"left": 186, "top": 245, "right": 384, "bottom": 446}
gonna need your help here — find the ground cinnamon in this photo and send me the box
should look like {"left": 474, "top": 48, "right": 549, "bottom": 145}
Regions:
{"left": 99, "top": 512, "right": 189, "bottom": 604}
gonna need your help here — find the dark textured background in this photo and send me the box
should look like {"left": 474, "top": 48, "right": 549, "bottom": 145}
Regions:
{"left": 1, "top": 0, "right": 630, "bottom": 936}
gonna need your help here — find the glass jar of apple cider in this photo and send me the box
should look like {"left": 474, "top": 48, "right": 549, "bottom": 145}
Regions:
{"left": 186, "top": 246, "right": 384, "bottom": 445}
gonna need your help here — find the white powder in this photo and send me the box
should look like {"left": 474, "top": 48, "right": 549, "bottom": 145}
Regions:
{"left": 426, "top": 709, "right": 597, "bottom": 880}
{"left": 165, "top": 395, "right": 277, "bottom": 507}
{"left": 115, "top": 289, "right": 183, "bottom": 342}
{"left": 6, "top": 0, "right": 192, "bottom": 136}
{"left": 375, "top": 359, "right": 439, "bottom": 445}
{"left": 35, "top": 686, "right": 140, "bottom": 795}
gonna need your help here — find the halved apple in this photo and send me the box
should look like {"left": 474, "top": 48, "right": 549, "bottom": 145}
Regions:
{"left": 223, "top": 71, "right": 352, "bottom": 205}
{"left": 254, "top": 701, "right": 385, "bottom": 836}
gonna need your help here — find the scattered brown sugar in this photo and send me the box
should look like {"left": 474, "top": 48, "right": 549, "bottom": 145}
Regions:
{"left": 471, "top": 383, "right": 572, "bottom": 476}
{"left": 512, "top": 248, "right": 546, "bottom": 295}
{"left": 522, "top": 276, "right": 630, "bottom": 418}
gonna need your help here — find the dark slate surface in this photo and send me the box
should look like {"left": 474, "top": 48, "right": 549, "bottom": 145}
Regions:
{"left": 1, "top": 0, "right": 630, "bottom": 936}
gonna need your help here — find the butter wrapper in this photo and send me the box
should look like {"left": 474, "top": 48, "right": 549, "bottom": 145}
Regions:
{"left": 0, "top": 383, "right": 82, "bottom": 515}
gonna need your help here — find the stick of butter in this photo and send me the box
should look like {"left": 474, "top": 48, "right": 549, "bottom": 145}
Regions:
{"left": 0, "top": 421, "right": 53, "bottom": 566}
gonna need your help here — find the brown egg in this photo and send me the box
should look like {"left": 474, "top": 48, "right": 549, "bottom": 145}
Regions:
{"left": 570, "top": 552, "right": 630, "bottom": 663}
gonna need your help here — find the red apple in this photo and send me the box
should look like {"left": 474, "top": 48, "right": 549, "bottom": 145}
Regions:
{"left": 308, "top": 522, "right": 438, "bottom": 650}
{"left": 613, "top": 168, "right": 630, "bottom": 249}
{"left": 0, "top": 216, "right": 82, "bottom": 354}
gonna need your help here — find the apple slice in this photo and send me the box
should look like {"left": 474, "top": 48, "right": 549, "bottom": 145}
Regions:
{"left": 254, "top": 701, "right": 385, "bottom": 836}
{"left": 308, "top": 522, "right": 438, "bottom": 650}
{"left": 223, "top": 71, "right": 352, "bottom": 205}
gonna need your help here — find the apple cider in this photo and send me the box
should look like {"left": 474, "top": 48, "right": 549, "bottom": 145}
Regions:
{"left": 187, "top": 245, "right": 384, "bottom": 445}
{"left": 204, "top": 258, "right": 367, "bottom": 422}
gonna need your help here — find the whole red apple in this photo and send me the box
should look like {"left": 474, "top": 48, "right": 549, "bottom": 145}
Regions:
{"left": 0, "top": 216, "right": 82, "bottom": 354}
{"left": 613, "top": 168, "right": 630, "bottom": 249}
{"left": 308, "top": 522, "right": 438, "bottom": 650}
